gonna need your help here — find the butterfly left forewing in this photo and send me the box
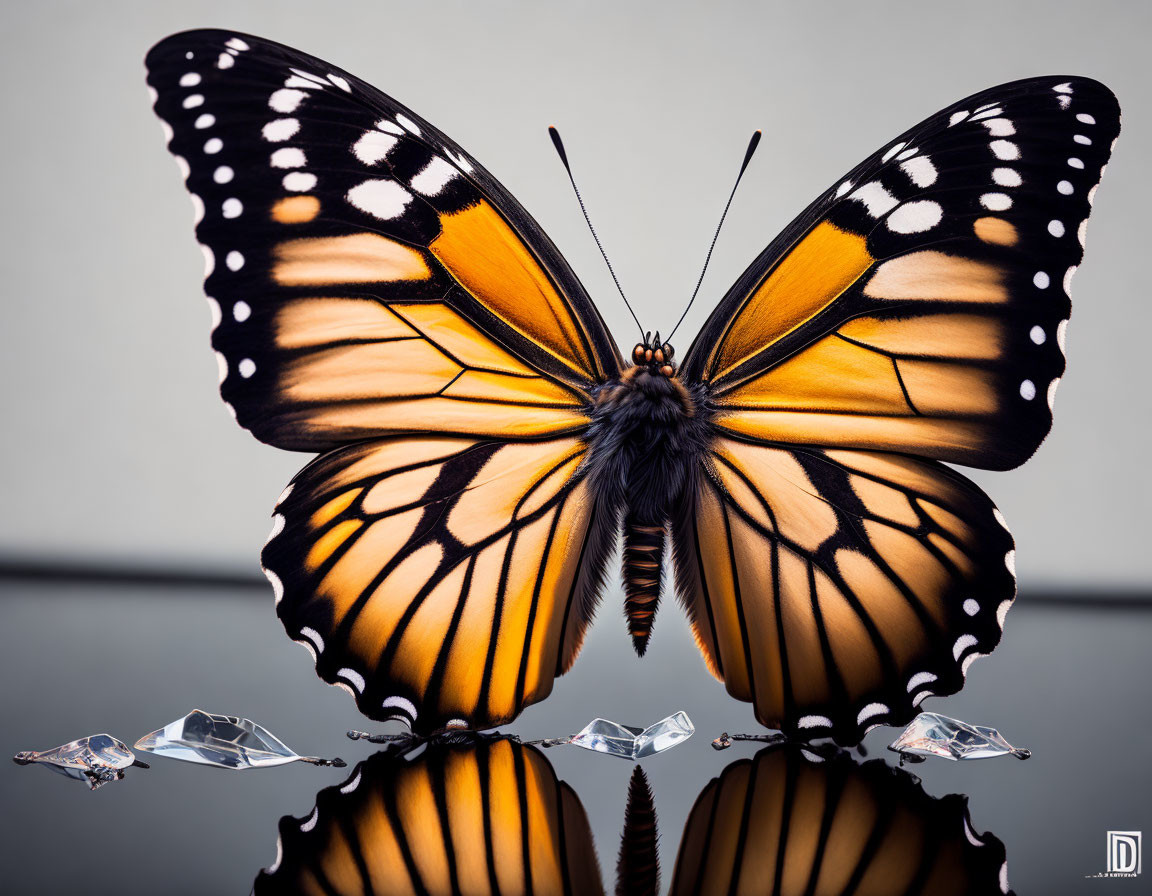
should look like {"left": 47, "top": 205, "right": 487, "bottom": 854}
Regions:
{"left": 672, "top": 440, "right": 1014, "bottom": 744}
{"left": 146, "top": 30, "right": 620, "bottom": 452}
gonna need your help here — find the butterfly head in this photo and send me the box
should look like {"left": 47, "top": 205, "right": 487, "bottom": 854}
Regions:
{"left": 631, "top": 331, "right": 677, "bottom": 378}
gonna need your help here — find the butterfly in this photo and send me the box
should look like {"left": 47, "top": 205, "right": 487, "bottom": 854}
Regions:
{"left": 146, "top": 29, "right": 1120, "bottom": 745}
{"left": 253, "top": 737, "right": 1014, "bottom": 895}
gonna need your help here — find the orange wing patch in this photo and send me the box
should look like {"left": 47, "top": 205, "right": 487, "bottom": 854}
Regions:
{"left": 431, "top": 200, "right": 596, "bottom": 378}
{"left": 256, "top": 298, "right": 588, "bottom": 448}
{"left": 707, "top": 222, "right": 874, "bottom": 381}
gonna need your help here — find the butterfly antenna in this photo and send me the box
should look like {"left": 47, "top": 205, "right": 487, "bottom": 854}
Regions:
{"left": 665, "top": 130, "right": 762, "bottom": 343}
{"left": 549, "top": 126, "right": 645, "bottom": 340}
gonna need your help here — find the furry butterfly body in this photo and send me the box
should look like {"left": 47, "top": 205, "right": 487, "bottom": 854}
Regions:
{"left": 146, "top": 30, "right": 1119, "bottom": 744}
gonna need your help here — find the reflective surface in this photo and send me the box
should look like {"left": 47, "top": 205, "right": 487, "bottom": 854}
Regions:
{"left": 1, "top": 580, "right": 1151, "bottom": 893}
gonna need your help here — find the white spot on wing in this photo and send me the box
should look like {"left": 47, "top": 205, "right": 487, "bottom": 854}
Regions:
{"left": 886, "top": 200, "right": 943, "bottom": 234}
{"left": 1076, "top": 112, "right": 1096, "bottom": 124}
{"left": 948, "top": 110, "right": 968, "bottom": 126}
{"left": 410, "top": 157, "right": 460, "bottom": 196}
{"left": 1056, "top": 319, "right": 1069, "bottom": 350}
{"left": 980, "top": 192, "right": 1012, "bottom": 211}
{"left": 226, "top": 37, "right": 250, "bottom": 51}
{"left": 881, "top": 142, "right": 906, "bottom": 163}
{"left": 1030, "top": 325, "right": 1046, "bottom": 345}
{"left": 226, "top": 250, "right": 244, "bottom": 271}
{"left": 993, "top": 167, "right": 1022, "bottom": 187}
{"left": 352, "top": 131, "right": 398, "bottom": 165}
{"left": 899, "top": 156, "right": 937, "bottom": 187}
{"left": 300, "top": 808, "right": 318, "bottom": 832}
{"left": 238, "top": 357, "right": 256, "bottom": 377}
{"left": 953, "top": 634, "right": 978, "bottom": 660}
{"left": 797, "top": 715, "right": 832, "bottom": 729}
{"left": 981, "top": 118, "right": 1016, "bottom": 137}
{"left": 906, "top": 671, "right": 937, "bottom": 692}
{"left": 271, "top": 147, "right": 306, "bottom": 168}
{"left": 1019, "top": 379, "right": 1036, "bottom": 400}
{"left": 233, "top": 300, "right": 251, "bottom": 322}
{"left": 339, "top": 771, "right": 362, "bottom": 793}
{"left": 375, "top": 118, "right": 405, "bottom": 135}
{"left": 194, "top": 113, "right": 215, "bottom": 130}
{"left": 182, "top": 94, "right": 204, "bottom": 109}
{"left": 180, "top": 72, "right": 201, "bottom": 87}
{"left": 1048, "top": 219, "right": 1065, "bottom": 237}
{"left": 383, "top": 695, "right": 417, "bottom": 720}
{"left": 834, "top": 180, "right": 853, "bottom": 198}
{"left": 190, "top": 193, "right": 205, "bottom": 225}
{"left": 283, "top": 171, "right": 318, "bottom": 192}
{"left": 1063, "top": 265, "right": 1077, "bottom": 293}
{"left": 1033, "top": 271, "right": 1050, "bottom": 289}
{"left": 328, "top": 74, "right": 351, "bottom": 92}
{"left": 996, "top": 599, "right": 1013, "bottom": 630}
{"left": 1004, "top": 549, "right": 1017, "bottom": 575}
{"left": 217, "top": 53, "right": 234, "bottom": 70}
{"left": 264, "top": 568, "right": 284, "bottom": 605}
{"left": 395, "top": 113, "right": 422, "bottom": 136}
{"left": 963, "top": 598, "right": 980, "bottom": 616}
{"left": 213, "top": 165, "right": 234, "bottom": 184}
{"left": 337, "top": 668, "right": 366, "bottom": 693}
{"left": 300, "top": 626, "right": 325, "bottom": 654}
{"left": 204, "top": 137, "right": 223, "bottom": 154}
{"left": 990, "top": 140, "right": 1020, "bottom": 160}
{"left": 1047, "top": 377, "right": 1061, "bottom": 410}
{"left": 856, "top": 703, "right": 888, "bottom": 725}
{"left": 222, "top": 197, "right": 242, "bottom": 219}
{"left": 848, "top": 181, "right": 898, "bottom": 217}
{"left": 263, "top": 118, "right": 300, "bottom": 142}
{"left": 269, "top": 88, "right": 307, "bottom": 113}
{"left": 347, "top": 179, "right": 413, "bottom": 220}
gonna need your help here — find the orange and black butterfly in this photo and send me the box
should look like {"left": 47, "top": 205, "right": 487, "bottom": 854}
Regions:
{"left": 146, "top": 30, "right": 1120, "bottom": 744}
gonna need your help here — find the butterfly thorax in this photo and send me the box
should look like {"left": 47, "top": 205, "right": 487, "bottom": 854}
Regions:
{"left": 586, "top": 361, "right": 713, "bottom": 655}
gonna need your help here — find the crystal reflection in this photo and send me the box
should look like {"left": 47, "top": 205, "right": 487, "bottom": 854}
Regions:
{"left": 254, "top": 739, "right": 1013, "bottom": 895}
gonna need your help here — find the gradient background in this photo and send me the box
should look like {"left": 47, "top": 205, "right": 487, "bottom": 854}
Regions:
{"left": 1, "top": 1, "right": 1150, "bottom": 893}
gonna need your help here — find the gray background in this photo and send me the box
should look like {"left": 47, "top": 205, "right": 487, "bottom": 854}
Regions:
{"left": 1, "top": 0, "right": 1150, "bottom": 589}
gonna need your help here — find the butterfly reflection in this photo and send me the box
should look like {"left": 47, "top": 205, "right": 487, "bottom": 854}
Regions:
{"left": 254, "top": 738, "right": 1012, "bottom": 895}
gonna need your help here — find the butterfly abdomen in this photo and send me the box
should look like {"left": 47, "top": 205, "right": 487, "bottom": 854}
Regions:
{"left": 586, "top": 364, "right": 713, "bottom": 654}
{"left": 623, "top": 515, "right": 664, "bottom": 655}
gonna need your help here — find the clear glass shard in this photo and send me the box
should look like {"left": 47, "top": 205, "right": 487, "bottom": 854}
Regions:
{"left": 888, "top": 712, "right": 1031, "bottom": 761}
{"left": 568, "top": 712, "right": 693, "bottom": 759}
{"left": 569, "top": 718, "right": 642, "bottom": 758}
{"left": 13, "top": 734, "right": 142, "bottom": 790}
{"left": 134, "top": 709, "right": 344, "bottom": 769}
{"left": 634, "top": 711, "right": 694, "bottom": 758}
